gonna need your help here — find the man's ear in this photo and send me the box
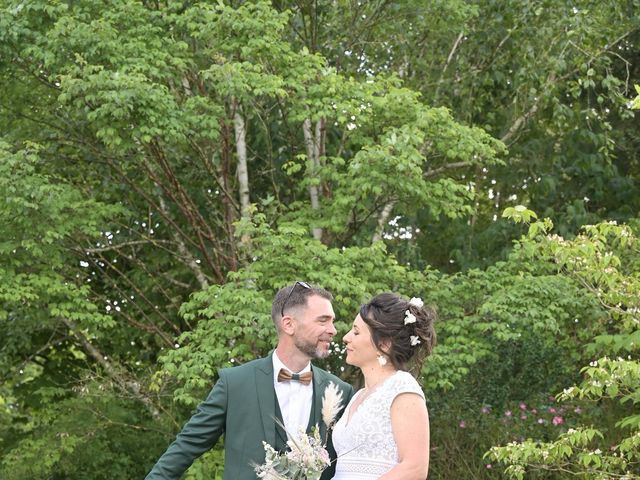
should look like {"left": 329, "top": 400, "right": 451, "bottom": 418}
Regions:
{"left": 280, "top": 315, "right": 296, "bottom": 335}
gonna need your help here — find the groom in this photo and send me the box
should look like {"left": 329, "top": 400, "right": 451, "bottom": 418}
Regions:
{"left": 145, "top": 282, "right": 354, "bottom": 479}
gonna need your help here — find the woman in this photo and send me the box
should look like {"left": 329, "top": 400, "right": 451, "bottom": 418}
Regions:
{"left": 331, "top": 292, "right": 436, "bottom": 479}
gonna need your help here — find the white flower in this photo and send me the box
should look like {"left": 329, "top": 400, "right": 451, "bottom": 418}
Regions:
{"left": 321, "top": 382, "right": 344, "bottom": 429}
{"left": 404, "top": 310, "right": 417, "bottom": 325}
{"left": 410, "top": 335, "right": 421, "bottom": 346}
{"left": 256, "top": 426, "right": 329, "bottom": 479}
{"left": 409, "top": 297, "right": 424, "bottom": 308}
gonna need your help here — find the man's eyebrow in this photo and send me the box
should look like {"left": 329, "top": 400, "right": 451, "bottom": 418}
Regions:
{"left": 315, "top": 315, "right": 334, "bottom": 320}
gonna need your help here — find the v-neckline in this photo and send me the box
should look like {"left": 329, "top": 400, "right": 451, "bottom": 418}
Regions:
{"left": 344, "top": 372, "right": 397, "bottom": 427}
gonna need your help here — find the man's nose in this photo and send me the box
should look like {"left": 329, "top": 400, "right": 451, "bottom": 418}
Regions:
{"left": 327, "top": 321, "right": 337, "bottom": 336}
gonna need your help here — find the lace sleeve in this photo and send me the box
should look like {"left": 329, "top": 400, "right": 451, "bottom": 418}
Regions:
{"left": 386, "top": 371, "right": 425, "bottom": 404}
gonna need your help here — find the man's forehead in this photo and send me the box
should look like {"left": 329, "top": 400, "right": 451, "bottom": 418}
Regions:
{"left": 305, "top": 295, "right": 334, "bottom": 316}
{"left": 305, "top": 294, "right": 331, "bottom": 306}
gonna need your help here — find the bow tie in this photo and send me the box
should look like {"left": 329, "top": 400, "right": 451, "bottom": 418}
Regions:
{"left": 277, "top": 368, "right": 313, "bottom": 385}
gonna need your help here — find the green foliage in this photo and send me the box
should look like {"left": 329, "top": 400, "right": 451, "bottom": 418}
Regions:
{"left": 161, "top": 211, "right": 427, "bottom": 404}
{"left": 632, "top": 85, "right": 640, "bottom": 109}
{"left": 487, "top": 216, "right": 640, "bottom": 478}
{"left": 0, "top": 389, "right": 174, "bottom": 480}
{"left": 0, "top": 0, "right": 638, "bottom": 478}
{"left": 0, "top": 142, "right": 121, "bottom": 376}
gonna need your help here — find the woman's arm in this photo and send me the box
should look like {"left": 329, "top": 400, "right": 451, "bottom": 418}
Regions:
{"left": 378, "top": 392, "right": 430, "bottom": 480}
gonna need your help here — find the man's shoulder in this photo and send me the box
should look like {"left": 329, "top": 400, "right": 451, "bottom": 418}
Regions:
{"left": 219, "top": 355, "right": 270, "bottom": 378}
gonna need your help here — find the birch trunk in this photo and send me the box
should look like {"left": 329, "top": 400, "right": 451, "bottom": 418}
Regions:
{"left": 303, "top": 117, "right": 323, "bottom": 241}
{"left": 233, "top": 101, "right": 250, "bottom": 214}
{"left": 233, "top": 100, "right": 251, "bottom": 247}
{"left": 372, "top": 201, "right": 396, "bottom": 243}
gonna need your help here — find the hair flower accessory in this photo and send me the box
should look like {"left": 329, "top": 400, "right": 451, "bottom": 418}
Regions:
{"left": 404, "top": 310, "right": 417, "bottom": 325}
{"left": 409, "top": 297, "right": 424, "bottom": 308}
{"left": 410, "top": 335, "right": 421, "bottom": 346}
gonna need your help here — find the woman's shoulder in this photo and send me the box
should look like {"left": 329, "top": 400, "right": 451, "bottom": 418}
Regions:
{"left": 386, "top": 370, "right": 425, "bottom": 398}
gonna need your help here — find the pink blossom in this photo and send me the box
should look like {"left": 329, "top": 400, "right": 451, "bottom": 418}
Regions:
{"left": 574, "top": 407, "right": 582, "bottom": 414}
{"left": 481, "top": 406, "right": 490, "bottom": 414}
{"left": 548, "top": 407, "right": 557, "bottom": 414}
{"left": 486, "top": 464, "right": 492, "bottom": 469}
{"left": 459, "top": 420, "right": 466, "bottom": 428}
{"left": 519, "top": 402, "right": 527, "bottom": 411}
{"left": 552, "top": 416, "right": 564, "bottom": 426}
{"left": 531, "top": 409, "right": 538, "bottom": 414}
{"left": 505, "top": 410, "right": 512, "bottom": 417}
{"left": 520, "top": 414, "right": 527, "bottom": 420}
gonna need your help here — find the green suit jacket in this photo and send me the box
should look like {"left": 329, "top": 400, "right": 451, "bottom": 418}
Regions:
{"left": 145, "top": 354, "right": 354, "bottom": 480}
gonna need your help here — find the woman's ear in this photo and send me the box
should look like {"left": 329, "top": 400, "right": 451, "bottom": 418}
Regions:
{"left": 379, "top": 338, "right": 392, "bottom": 355}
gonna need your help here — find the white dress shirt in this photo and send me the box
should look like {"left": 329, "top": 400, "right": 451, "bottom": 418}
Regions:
{"left": 272, "top": 351, "right": 313, "bottom": 441}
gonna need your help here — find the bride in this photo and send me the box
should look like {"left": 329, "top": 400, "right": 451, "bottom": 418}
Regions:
{"left": 331, "top": 292, "right": 436, "bottom": 480}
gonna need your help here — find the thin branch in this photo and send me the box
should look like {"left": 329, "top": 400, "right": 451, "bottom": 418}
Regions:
{"left": 81, "top": 239, "right": 175, "bottom": 253}
{"left": 155, "top": 193, "right": 212, "bottom": 291}
{"left": 433, "top": 31, "right": 465, "bottom": 101}
{"left": 60, "top": 317, "right": 160, "bottom": 418}
{"left": 424, "top": 161, "right": 470, "bottom": 178}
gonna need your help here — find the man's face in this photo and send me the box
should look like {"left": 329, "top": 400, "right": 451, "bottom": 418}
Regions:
{"left": 291, "top": 294, "right": 337, "bottom": 359}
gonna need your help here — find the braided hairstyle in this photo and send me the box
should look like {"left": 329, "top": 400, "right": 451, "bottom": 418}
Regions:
{"left": 359, "top": 292, "right": 436, "bottom": 375}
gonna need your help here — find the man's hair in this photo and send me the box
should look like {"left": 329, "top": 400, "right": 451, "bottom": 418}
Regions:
{"left": 271, "top": 283, "right": 333, "bottom": 332}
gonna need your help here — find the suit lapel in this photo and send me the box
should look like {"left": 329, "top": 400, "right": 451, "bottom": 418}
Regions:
{"left": 255, "top": 355, "right": 276, "bottom": 448}
{"left": 309, "top": 366, "right": 328, "bottom": 439}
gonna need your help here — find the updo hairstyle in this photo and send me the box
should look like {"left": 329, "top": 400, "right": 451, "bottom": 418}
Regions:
{"left": 359, "top": 292, "right": 436, "bottom": 374}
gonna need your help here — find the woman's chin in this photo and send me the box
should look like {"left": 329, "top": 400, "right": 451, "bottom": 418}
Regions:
{"left": 344, "top": 355, "right": 357, "bottom": 367}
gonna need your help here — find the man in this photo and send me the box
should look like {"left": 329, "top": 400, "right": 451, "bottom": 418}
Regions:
{"left": 145, "top": 282, "right": 354, "bottom": 479}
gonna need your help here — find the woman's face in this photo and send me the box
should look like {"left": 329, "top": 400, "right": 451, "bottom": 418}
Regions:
{"left": 343, "top": 314, "right": 378, "bottom": 367}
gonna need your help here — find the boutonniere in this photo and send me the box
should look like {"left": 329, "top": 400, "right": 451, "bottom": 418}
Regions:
{"left": 321, "top": 382, "right": 345, "bottom": 433}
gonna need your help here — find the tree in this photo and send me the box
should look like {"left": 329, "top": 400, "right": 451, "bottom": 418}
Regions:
{"left": 1, "top": 1, "right": 638, "bottom": 478}
{"left": 486, "top": 89, "right": 640, "bottom": 480}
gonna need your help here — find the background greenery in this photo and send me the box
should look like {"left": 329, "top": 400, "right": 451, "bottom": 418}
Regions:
{"left": 1, "top": 1, "right": 638, "bottom": 478}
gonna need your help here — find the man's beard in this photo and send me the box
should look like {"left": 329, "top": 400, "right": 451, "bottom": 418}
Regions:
{"left": 295, "top": 338, "right": 330, "bottom": 359}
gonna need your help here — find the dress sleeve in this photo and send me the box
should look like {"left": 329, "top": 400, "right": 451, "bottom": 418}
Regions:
{"left": 387, "top": 371, "right": 425, "bottom": 404}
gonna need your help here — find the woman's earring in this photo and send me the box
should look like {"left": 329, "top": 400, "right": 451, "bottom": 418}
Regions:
{"left": 377, "top": 353, "right": 388, "bottom": 366}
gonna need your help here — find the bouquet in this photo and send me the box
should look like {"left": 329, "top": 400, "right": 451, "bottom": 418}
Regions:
{"left": 255, "top": 382, "right": 344, "bottom": 480}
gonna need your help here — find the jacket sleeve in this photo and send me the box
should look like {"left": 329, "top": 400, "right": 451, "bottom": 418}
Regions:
{"left": 145, "top": 371, "right": 228, "bottom": 479}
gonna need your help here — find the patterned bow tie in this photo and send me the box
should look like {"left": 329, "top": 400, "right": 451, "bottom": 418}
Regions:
{"left": 277, "top": 368, "right": 313, "bottom": 385}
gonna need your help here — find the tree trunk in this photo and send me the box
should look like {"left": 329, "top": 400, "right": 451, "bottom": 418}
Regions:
{"left": 233, "top": 99, "right": 250, "bottom": 214}
{"left": 233, "top": 99, "right": 251, "bottom": 246}
{"left": 303, "top": 117, "right": 324, "bottom": 241}
{"left": 372, "top": 201, "right": 395, "bottom": 243}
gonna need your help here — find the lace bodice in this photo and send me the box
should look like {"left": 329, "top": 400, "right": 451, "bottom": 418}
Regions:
{"left": 331, "top": 371, "right": 425, "bottom": 479}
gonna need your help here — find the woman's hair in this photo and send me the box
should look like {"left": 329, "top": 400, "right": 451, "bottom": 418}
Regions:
{"left": 359, "top": 292, "right": 437, "bottom": 375}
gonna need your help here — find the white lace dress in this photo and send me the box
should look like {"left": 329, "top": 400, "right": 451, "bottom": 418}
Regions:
{"left": 331, "top": 371, "right": 425, "bottom": 479}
